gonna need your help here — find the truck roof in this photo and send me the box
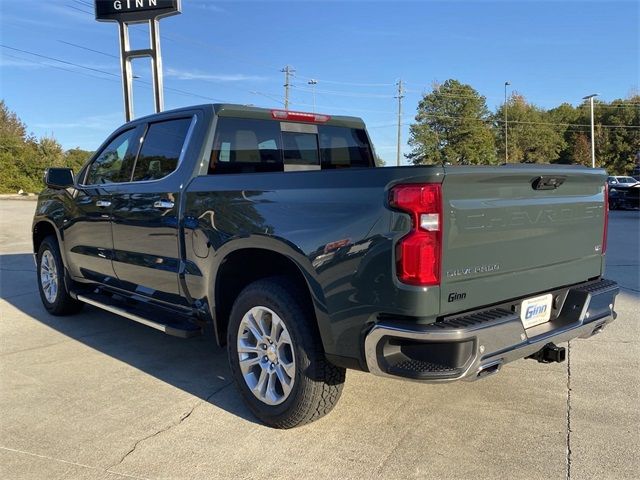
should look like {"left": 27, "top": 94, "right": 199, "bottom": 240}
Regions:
{"left": 131, "top": 103, "right": 367, "bottom": 129}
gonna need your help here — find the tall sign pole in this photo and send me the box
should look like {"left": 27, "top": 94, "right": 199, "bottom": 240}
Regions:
{"left": 95, "top": 0, "right": 181, "bottom": 122}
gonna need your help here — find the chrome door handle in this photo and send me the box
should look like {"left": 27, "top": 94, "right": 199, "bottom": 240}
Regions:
{"left": 95, "top": 200, "right": 111, "bottom": 208}
{"left": 153, "top": 200, "right": 175, "bottom": 210}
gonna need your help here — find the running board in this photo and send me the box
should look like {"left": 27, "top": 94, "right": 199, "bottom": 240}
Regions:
{"left": 77, "top": 293, "right": 202, "bottom": 339}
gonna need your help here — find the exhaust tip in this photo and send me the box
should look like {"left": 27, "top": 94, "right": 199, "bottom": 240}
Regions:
{"left": 477, "top": 361, "right": 502, "bottom": 378}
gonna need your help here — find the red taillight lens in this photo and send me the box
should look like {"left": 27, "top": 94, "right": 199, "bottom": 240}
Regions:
{"left": 389, "top": 184, "right": 442, "bottom": 286}
{"left": 603, "top": 183, "right": 608, "bottom": 254}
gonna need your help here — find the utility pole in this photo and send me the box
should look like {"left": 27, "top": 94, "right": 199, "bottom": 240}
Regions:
{"left": 583, "top": 93, "right": 599, "bottom": 168}
{"left": 395, "top": 79, "right": 404, "bottom": 167}
{"left": 504, "top": 81, "right": 511, "bottom": 163}
{"left": 308, "top": 79, "right": 318, "bottom": 112}
{"left": 281, "top": 65, "right": 295, "bottom": 110}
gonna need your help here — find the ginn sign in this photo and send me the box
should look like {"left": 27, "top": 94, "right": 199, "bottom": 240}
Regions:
{"left": 95, "top": 0, "right": 181, "bottom": 22}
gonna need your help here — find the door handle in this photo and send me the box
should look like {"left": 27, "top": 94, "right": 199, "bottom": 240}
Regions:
{"left": 95, "top": 200, "right": 111, "bottom": 208}
{"left": 153, "top": 199, "right": 175, "bottom": 210}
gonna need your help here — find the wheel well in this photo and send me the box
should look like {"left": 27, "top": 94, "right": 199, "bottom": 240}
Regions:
{"left": 33, "top": 221, "right": 57, "bottom": 254}
{"left": 214, "top": 248, "right": 314, "bottom": 345}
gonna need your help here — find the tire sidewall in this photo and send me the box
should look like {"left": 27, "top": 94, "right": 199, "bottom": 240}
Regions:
{"left": 37, "top": 238, "right": 66, "bottom": 313}
{"left": 227, "top": 282, "right": 311, "bottom": 422}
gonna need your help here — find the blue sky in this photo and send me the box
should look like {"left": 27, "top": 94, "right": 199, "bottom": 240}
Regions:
{"left": 1, "top": 0, "right": 638, "bottom": 164}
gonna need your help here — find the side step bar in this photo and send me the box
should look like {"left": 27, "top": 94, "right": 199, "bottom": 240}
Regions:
{"left": 77, "top": 293, "right": 202, "bottom": 339}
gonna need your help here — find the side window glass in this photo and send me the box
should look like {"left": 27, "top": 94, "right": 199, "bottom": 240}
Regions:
{"left": 209, "top": 118, "right": 283, "bottom": 174}
{"left": 282, "top": 132, "right": 319, "bottom": 171}
{"left": 132, "top": 117, "right": 192, "bottom": 182}
{"left": 318, "top": 126, "right": 373, "bottom": 169}
{"left": 84, "top": 128, "right": 139, "bottom": 185}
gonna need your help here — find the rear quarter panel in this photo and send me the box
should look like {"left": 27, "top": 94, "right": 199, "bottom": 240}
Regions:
{"left": 183, "top": 166, "right": 445, "bottom": 363}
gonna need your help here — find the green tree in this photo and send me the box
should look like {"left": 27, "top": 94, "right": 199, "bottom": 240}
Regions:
{"left": 407, "top": 79, "right": 497, "bottom": 165}
{"left": 65, "top": 148, "right": 93, "bottom": 173}
{"left": 0, "top": 100, "right": 39, "bottom": 193}
{"left": 494, "top": 94, "right": 565, "bottom": 163}
{"left": 592, "top": 97, "right": 640, "bottom": 174}
{"left": 546, "top": 102, "right": 581, "bottom": 164}
{"left": 0, "top": 101, "right": 94, "bottom": 193}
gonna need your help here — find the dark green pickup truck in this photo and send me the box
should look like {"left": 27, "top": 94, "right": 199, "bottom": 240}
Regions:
{"left": 33, "top": 104, "right": 619, "bottom": 428}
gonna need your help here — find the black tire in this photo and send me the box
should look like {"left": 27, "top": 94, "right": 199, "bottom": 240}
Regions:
{"left": 36, "top": 236, "right": 84, "bottom": 315}
{"left": 227, "top": 276, "right": 346, "bottom": 428}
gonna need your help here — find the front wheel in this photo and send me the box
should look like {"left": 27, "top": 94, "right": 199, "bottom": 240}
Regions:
{"left": 227, "top": 277, "right": 345, "bottom": 428}
{"left": 36, "top": 236, "right": 83, "bottom": 315}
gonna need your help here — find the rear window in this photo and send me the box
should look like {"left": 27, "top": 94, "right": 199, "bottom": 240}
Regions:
{"left": 282, "top": 132, "right": 319, "bottom": 171}
{"left": 210, "top": 118, "right": 283, "bottom": 174}
{"left": 319, "top": 126, "right": 373, "bottom": 169}
{"left": 209, "top": 117, "right": 374, "bottom": 175}
{"left": 132, "top": 117, "right": 192, "bottom": 182}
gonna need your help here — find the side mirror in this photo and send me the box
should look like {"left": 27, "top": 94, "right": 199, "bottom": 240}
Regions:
{"left": 44, "top": 168, "right": 75, "bottom": 189}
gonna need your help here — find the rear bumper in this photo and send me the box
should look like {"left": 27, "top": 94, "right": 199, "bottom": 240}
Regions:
{"left": 364, "top": 278, "right": 619, "bottom": 382}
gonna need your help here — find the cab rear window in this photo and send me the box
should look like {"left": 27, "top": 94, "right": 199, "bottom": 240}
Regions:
{"left": 319, "top": 125, "right": 373, "bottom": 169}
{"left": 209, "top": 118, "right": 373, "bottom": 174}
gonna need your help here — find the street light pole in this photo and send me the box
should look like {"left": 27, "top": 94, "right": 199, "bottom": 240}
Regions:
{"left": 395, "top": 79, "right": 404, "bottom": 167}
{"left": 582, "top": 93, "right": 599, "bottom": 168}
{"left": 308, "top": 79, "right": 318, "bottom": 112}
{"left": 504, "top": 81, "right": 510, "bottom": 163}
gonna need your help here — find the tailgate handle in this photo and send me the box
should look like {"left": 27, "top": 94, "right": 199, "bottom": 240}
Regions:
{"left": 532, "top": 176, "right": 566, "bottom": 190}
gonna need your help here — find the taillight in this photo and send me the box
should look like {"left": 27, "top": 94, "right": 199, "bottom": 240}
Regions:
{"left": 389, "top": 184, "right": 442, "bottom": 286}
{"left": 271, "top": 110, "right": 331, "bottom": 123}
{"left": 603, "top": 183, "right": 608, "bottom": 254}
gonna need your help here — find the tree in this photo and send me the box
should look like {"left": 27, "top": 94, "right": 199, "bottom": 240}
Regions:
{"left": 407, "top": 79, "right": 497, "bottom": 165}
{"left": 593, "top": 96, "right": 640, "bottom": 174}
{"left": 547, "top": 103, "right": 580, "bottom": 164}
{"left": 569, "top": 133, "right": 593, "bottom": 167}
{"left": 494, "top": 94, "right": 565, "bottom": 163}
{"left": 0, "top": 101, "right": 94, "bottom": 193}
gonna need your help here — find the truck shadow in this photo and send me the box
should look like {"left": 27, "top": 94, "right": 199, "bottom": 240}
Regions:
{"left": 0, "top": 253, "right": 259, "bottom": 425}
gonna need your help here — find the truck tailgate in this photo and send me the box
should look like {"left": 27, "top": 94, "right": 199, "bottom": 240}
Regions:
{"left": 439, "top": 165, "right": 607, "bottom": 314}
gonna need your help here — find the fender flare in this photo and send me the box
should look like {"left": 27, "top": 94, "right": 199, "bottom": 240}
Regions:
{"left": 206, "top": 235, "right": 335, "bottom": 353}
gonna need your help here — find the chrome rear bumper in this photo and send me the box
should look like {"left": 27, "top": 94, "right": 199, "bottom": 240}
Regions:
{"left": 364, "top": 279, "right": 619, "bottom": 382}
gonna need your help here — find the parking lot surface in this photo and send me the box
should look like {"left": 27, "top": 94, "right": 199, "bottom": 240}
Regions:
{"left": 1, "top": 199, "right": 638, "bottom": 480}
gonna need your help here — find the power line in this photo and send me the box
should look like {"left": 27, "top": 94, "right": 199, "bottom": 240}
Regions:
{"left": 291, "top": 73, "right": 393, "bottom": 88}
{"left": 67, "top": 4, "right": 94, "bottom": 16}
{"left": 1, "top": 44, "right": 119, "bottom": 77}
{"left": 58, "top": 40, "right": 119, "bottom": 59}
{"left": 0, "top": 45, "right": 226, "bottom": 103}
{"left": 372, "top": 113, "right": 639, "bottom": 130}
{"left": 291, "top": 85, "right": 392, "bottom": 99}
{"left": 250, "top": 90, "right": 285, "bottom": 106}
{"left": 1, "top": 52, "right": 121, "bottom": 84}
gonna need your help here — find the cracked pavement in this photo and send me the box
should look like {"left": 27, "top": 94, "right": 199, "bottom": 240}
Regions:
{"left": 1, "top": 200, "right": 638, "bottom": 480}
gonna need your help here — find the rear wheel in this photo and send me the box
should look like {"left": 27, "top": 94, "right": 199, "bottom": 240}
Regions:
{"left": 36, "top": 236, "right": 83, "bottom": 315}
{"left": 227, "top": 277, "right": 345, "bottom": 428}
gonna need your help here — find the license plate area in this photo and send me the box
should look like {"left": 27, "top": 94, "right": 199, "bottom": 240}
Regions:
{"left": 520, "top": 294, "right": 553, "bottom": 329}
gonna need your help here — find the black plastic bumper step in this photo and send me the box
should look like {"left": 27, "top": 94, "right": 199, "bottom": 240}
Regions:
{"left": 77, "top": 292, "right": 202, "bottom": 338}
{"left": 389, "top": 359, "right": 462, "bottom": 378}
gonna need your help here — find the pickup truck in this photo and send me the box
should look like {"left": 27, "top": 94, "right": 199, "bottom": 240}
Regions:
{"left": 33, "top": 104, "right": 620, "bottom": 428}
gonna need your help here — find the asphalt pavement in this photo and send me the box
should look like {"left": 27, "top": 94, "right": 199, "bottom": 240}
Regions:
{"left": 1, "top": 200, "right": 638, "bottom": 480}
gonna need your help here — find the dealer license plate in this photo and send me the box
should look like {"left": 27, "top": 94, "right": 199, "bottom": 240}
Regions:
{"left": 520, "top": 294, "right": 553, "bottom": 329}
